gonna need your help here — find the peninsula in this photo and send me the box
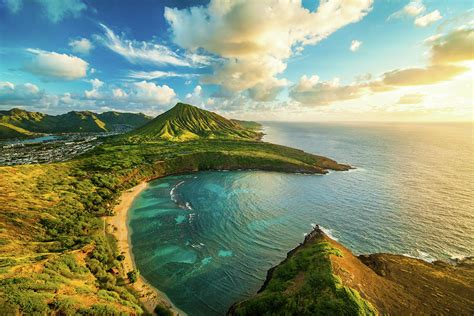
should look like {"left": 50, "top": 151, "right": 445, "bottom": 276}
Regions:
{"left": 230, "top": 226, "right": 474, "bottom": 315}
{"left": 0, "top": 103, "right": 349, "bottom": 314}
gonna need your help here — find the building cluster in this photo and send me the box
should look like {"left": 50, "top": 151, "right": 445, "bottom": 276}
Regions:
{"left": 0, "top": 135, "right": 101, "bottom": 166}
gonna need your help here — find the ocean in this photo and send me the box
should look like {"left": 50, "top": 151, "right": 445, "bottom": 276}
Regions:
{"left": 128, "top": 122, "right": 474, "bottom": 315}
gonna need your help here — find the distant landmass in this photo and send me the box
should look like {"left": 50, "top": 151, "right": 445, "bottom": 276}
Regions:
{"left": 0, "top": 108, "right": 152, "bottom": 139}
{"left": 127, "top": 102, "right": 262, "bottom": 142}
{"left": 0, "top": 106, "right": 264, "bottom": 142}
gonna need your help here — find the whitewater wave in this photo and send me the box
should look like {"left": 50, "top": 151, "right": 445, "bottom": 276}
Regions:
{"left": 312, "top": 223, "right": 339, "bottom": 241}
{"left": 170, "top": 181, "right": 195, "bottom": 210}
{"left": 449, "top": 253, "right": 466, "bottom": 261}
{"left": 170, "top": 181, "right": 185, "bottom": 203}
{"left": 402, "top": 249, "right": 436, "bottom": 263}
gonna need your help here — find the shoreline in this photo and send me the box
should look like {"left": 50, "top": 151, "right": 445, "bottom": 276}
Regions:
{"left": 106, "top": 181, "right": 184, "bottom": 315}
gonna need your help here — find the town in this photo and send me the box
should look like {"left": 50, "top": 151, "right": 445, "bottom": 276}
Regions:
{"left": 0, "top": 134, "right": 106, "bottom": 166}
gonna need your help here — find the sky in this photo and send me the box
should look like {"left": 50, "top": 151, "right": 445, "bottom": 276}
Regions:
{"left": 0, "top": 0, "right": 472, "bottom": 122}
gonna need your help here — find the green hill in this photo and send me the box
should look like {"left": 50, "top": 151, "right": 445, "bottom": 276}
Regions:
{"left": 0, "top": 122, "right": 39, "bottom": 139}
{"left": 230, "top": 119, "right": 262, "bottom": 131}
{"left": 128, "top": 103, "right": 262, "bottom": 142}
{"left": 0, "top": 108, "right": 152, "bottom": 139}
{"left": 230, "top": 226, "right": 474, "bottom": 315}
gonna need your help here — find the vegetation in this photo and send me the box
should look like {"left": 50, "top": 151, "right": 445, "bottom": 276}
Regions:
{"left": 231, "top": 231, "right": 377, "bottom": 316}
{"left": 127, "top": 102, "right": 263, "bottom": 142}
{"left": 0, "top": 122, "right": 38, "bottom": 139}
{"left": 154, "top": 304, "right": 173, "bottom": 316}
{"left": 0, "top": 103, "right": 349, "bottom": 314}
{"left": 127, "top": 270, "right": 139, "bottom": 283}
{"left": 0, "top": 108, "right": 152, "bottom": 139}
{"left": 230, "top": 119, "right": 262, "bottom": 131}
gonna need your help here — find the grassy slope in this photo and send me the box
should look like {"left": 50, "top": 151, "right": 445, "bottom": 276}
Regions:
{"left": 0, "top": 123, "right": 38, "bottom": 139}
{"left": 0, "top": 137, "right": 349, "bottom": 314}
{"left": 128, "top": 103, "right": 262, "bottom": 142}
{"left": 231, "top": 227, "right": 474, "bottom": 316}
{"left": 230, "top": 228, "right": 377, "bottom": 316}
{"left": 0, "top": 108, "right": 151, "bottom": 138}
{"left": 230, "top": 119, "right": 262, "bottom": 131}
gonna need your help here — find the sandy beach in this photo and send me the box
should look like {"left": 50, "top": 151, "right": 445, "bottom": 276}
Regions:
{"left": 106, "top": 181, "right": 183, "bottom": 315}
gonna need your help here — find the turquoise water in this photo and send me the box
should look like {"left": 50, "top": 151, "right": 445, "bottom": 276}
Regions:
{"left": 129, "top": 122, "right": 474, "bottom": 315}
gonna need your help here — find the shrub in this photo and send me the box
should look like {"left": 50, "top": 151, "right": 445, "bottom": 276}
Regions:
{"left": 127, "top": 270, "right": 139, "bottom": 283}
{"left": 154, "top": 304, "right": 173, "bottom": 316}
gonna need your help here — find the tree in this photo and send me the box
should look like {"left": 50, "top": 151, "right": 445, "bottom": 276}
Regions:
{"left": 127, "top": 270, "right": 139, "bottom": 283}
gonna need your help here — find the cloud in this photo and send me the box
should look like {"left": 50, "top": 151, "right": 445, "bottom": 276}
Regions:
{"left": 130, "top": 81, "right": 176, "bottom": 105}
{"left": 5, "top": 0, "right": 86, "bottom": 23}
{"left": 0, "top": 79, "right": 179, "bottom": 115}
{"left": 290, "top": 76, "right": 368, "bottom": 106}
{"left": 69, "top": 38, "right": 94, "bottom": 55}
{"left": 289, "top": 26, "right": 471, "bottom": 107}
{"left": 350, "top": 40, "right": 362, "bottom": 52}
{"left": 4, "top": 0, "right": 22, "bottom": 13}
{"left": 184, "top": 85, "right": 204, "bottom": 106}
{"left": 388, "top": 0, "right": 425, "bottom": 20}
{"left": 83, "top": 80, "right": 177, "bottom": 106}
{"left": 414, "top": 10, "right": 442, "bottom": 27}
{"left": 97, "top": 23, "right": 209, "bottom": 67}
{"left": 84, "top": 78, "right": 104, "bottom": 99}
{"left": 430, "top": 28, "right": 473, "bottom": 64}
{"left": 290, "top": 63, "right": 467, "bottom": 106}
{"left": 403, "top": 0, "right": 425, "bottom": 16}
{"left": 164, "top": 0, "right": 373, "bottom": 100}
{"left": 0, "top": 81, "right": 43, "bottom": 104}
{"left": 381, "top": 64, "right": 467, "bottom": 86}
{"left": 25, "top": 48, "right": 89, "bottom": 80}
{"left": 397, "top": 93, "right": 425, "bottom": 104}
{"left": 388, "top": 1, "right": 442, "bottom": 28}
{"left": 112, "top": 88, "right": 127, "bottom": 99}
{"left": 127, "top": 70, "right": 195, "bottom": 80}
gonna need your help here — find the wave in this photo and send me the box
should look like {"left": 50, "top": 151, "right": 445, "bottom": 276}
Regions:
{"left": 170, "top": 181, "right": 194, "bottom": 210}
{"left": 312, "top": 223, "right": 339, "bottom": 241}
{"left": 402, "top": 249, "right": 436, "bottom": 263}
{"left": 170, "top": 181, "right": 185, "bottom": 203}
{"left": 449, "top": 253, "right": 466, "bottom": 261}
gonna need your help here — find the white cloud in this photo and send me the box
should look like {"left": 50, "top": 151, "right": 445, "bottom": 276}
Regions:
{"left": 25, "top": 48, "right": 89, "bottom": 80}
{"left": 83, "top": 79, "right": 177, "bottom": 106}
{"left": 350, "top": 40, "right": 362, "bottom": 52}
{"left": 84, "top": 78, "right": 104, "bottom": 99}
{"left": 164, "top": 0, "right": 373, "bottom": 100}
{"left": 294, "top": 75, "right": 320, "bottom": 92}
{"left": 131, "top": 81, "right": 176, "bottom": 105}
{"left": 0, "top": 81, "right": 42, "bottom": 104}
{"left": 415, "top": 10, "right": 442, "bottom": 27}
{"left": 404, "top": 1, "right": 425, "bottom": 16}
{"left": 290, "top": 75, "right": 369, "bottom": 106}
{"left": 127, "top": 70, "right": 194, "bottom": 80}
{"left": 0, "top": 80, "right": 178, "bottom": 114}
{"left": 97, "top": 23, "right": 209, "bottom": 68}
{"left": 388, "top": 0, "right": 425, "bottom": 20}
{"left": 69, "top": 38, "right": 94, "bottom": 55}
{"left": 184, "top": 85, "right": 204, "bottom": 106}
{"left": 112, "top": 88, "right": 128, "bottom": 99}
{"left": 5, "top": 0, "right": 86, "bottom": 23}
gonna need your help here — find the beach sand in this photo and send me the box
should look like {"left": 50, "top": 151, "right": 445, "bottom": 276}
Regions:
{"left": 106, "top": 181, "right": 183, "bottom": 315}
